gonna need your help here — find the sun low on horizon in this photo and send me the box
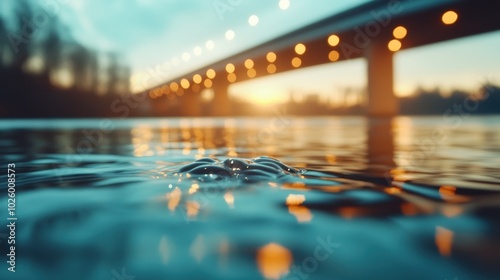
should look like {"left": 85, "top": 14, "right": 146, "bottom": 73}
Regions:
{"left": 231, "top": 87, "right": 289, "bottom": 106}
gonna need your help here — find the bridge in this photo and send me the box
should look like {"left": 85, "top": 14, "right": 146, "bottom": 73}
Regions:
{"left": 146, "top": 0, "right": 500, "bottom": 117}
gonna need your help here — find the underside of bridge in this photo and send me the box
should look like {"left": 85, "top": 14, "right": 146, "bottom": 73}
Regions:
{"left": 150, "top": 0, "right": 500, "bottom": 117}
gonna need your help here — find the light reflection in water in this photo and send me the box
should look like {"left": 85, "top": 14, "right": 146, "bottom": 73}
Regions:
{"left": 186, "top": 201, "right": 201, "bottom": 217}
{"left": 256, "top": 243, "right": 293, "bottom": 279}
{"left": 166, "top": 187, "right": 182, "bottom": 211}
{"left": 435, "top": 226, "right": 454, "bottom": 257}
{"left": 159, "top": 235, "right": 172, "bottom": 264}
{"left": 224, "top": 192, "right": 235, "bottom": 208}
{"left": 285, "top": 194, "right": 306, "bottom": 206}
{"left": 190, "top": 235, "right": 206, "bottom": 263}
{"left": 1, "top": 116, "right": 500, "bottom": 279}
{"left": 288, "top": 206, "right": 313, "bottom": 223}
{"left": 286, "top": 194, "right": 312, "bottom": 223}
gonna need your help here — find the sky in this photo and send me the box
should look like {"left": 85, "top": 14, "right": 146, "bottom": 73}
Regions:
{"left": 6, "top": 0, "right": 500, "bottom": 104}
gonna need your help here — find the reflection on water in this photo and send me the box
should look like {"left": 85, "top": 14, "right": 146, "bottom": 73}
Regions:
{"left": 0, "top": 116, "right": 499, "bottom": 280}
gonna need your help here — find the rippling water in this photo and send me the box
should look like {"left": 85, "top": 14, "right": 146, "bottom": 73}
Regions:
{"left": 0, "top": 116, "right": 499, "bottom": 280}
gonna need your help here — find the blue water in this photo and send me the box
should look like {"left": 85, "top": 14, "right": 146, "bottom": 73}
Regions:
{"left": 0, "top": 116, "right": 499, "bottom": 280}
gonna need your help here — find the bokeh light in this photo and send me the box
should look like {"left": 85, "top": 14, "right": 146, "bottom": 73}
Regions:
{"left": 442, "top": 11, "right": 458, "bottom": 25}
{"left": 295, "top": 43, "right": 306, "bottom": 55}
{"left": 388, "top": 39, "right": 402, "bottom": 52}
{"left": 328, "top": 34, "right": 340, "bottom": 46}
{"left": 393, "top": 26, "right": 407, "bottom": 39}
{"left": 328, "top": 50, "right": 340, "bottom": 61}
{"left": 248, "top": 15, "right": 259, "bottom": 26}
{"left": 225, "top": 29, "right": 235, "bottom": 40}
{"left": 291, "top": 57, "right": 302, "bottom": 67}
{"left": 266, "top": 52, "right": 277, "bottom": 63}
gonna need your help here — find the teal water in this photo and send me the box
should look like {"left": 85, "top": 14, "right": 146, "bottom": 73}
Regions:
{"left": 0, "top": 116, "right": 499, "bottom": 280}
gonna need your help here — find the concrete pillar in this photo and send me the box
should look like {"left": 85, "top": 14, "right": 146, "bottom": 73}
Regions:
{"left": 212, "top": 80, "right": 231, "bottom": 116}
{"left": 366, "top": 118, "right": 395, "bottom": 177}
{"left": 366, "top": 41, "right": 399, "bottom": 117}
{"left": 180, "top": 91, "right": 202, "bottom": 116}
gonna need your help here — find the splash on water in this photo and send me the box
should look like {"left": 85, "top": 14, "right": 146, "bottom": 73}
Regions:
{"left": 168, "top": 156, "right": 305, "bottom": 185}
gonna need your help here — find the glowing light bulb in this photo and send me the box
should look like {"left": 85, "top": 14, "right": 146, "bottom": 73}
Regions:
{"left": 225, "top": 30, "right": 235, "bottom": 40}
{"left": 266, "top": 52, "right": 276, "bottom": 63}
{"left": 328, "top": 35, "right": 340, "bottom": 46}
{"left": 206, "top": 69, "right": 216, "bottom": 79}
{"left": 225, "top": 63, "right": 235, "bottom": 73}
{"left": 279, "top": 0, "right": 290, "bottom": 10}
{"left": 295, "top": 43, "right": 306, "bottom": 55}
{"left": 244, "top": 59, "right": 254, "bottom": 69}
{"left": 393, "top": 26, "right": 407, "bottom": 39}
{"left": 248, "top": 15, "right": 259, "bottom": 26}
{"left": 291, "top": 57, "right": 302, "bottom": 68}
{"left": 328, "top": 50, "right": 340, "bottom": 61}
{"left": 388, "top": 39, "right": 402, "bottom": 52}
{"left": 442, "top": 11, "right": 458, "bottom": 25}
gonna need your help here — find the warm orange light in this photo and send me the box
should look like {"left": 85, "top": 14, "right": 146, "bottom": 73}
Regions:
{"left": 176, "top": 88, "right": 184, "bottom": 96}
{"left": 247, "top": 68, "right": 256, "bottom": 78}
{"left": 401, "top": 203, "right": 418, "bottom": 216}
{"left": 227, "top": 73, "right": 236, "bottom": 83}
{"left": 286, "top": 194, "right": 305, "bottom": 206}
{"left": 204, "top": 79, "right": 212, "bottom": 88}
{"left": 441, "top": 205, "right": 463, "bottom": 218}
{"left": 186, "top": 201, "right": 200, "bottom": 217}
{"left": 206, "top": 69, "right": 216, "bottom": 79}
{"left": 393, "top": 26, "right": 407, "bottom": 39}
{"left": 328, "top": 50, "right": 340, "bottom": 62}
{"left": 435, "top": 226, "right": 453, "bottom": 257}
{"left": 180, "top": 78, "right": 190, "bottom": 89}
{"left": 439, "top": 185, "right": 457, "bottom": 201}
{"left": 291, "top": 57, "right": 302, "bottom": 68}
{"left": 325, "top": 154, "right": 336, "bottom": 163}
{"left": 193, "top": 74, "right": 202, "bottom": 84}
{"left": 328, "top": 34, "right": 340, "bottom": 46}
{"left": 152, "top": 88, "right": 160, "bottom": 98}
{"left": 192, "top": 84, "right": 200, "bottom": 93}
{"left": 244, "top": 59, "right": 254, "bottom": 69}
{"left": 266, "top": 52, "right": 277, "bottom": 63}
{"left": 189, "top": 183, "right": 199, "bottom": 194}
{"left": 166, "top": 187, "right": 181, "bottom": 211}
{"left": 226, "top": 63, "right": 235, "bottom": 73}
{"left": 267, "top": 64, "right": 276, "bottom": 74}
{"left": 161, "top": 85, "right": 170, "bottom": 95}
{"left": 442, "top": 11, "right": 458, "bottom": 25}
{"left": 283, "top": 181, "right": 307, "bottom": 190}
{"left": 388, "top": 39, "right": 402, "bottom": 52}
{"left": 294, "top": 43, "right": 306, "bottom": 55}
{"left": 384, "top": 187, "right": 401, "bottom": 195}
{"left": 224, "top": 192, "right": 235, "bottom": 208}
{"left": 256, "top": 243, "right": 293, "bottom": 279}
{"left": 169, "top": 82, "right": 179, "bottom": 92}
{"left": 288, "top": 205, "right": 313, "bottom": 223}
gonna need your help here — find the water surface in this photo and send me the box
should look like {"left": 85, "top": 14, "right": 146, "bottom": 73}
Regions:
{"left": 0, "top": 116, "right": 499, "bottom": 280}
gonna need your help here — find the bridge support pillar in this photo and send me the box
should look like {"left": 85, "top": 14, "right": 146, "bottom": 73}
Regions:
{"left": 366, "top": 41, "right": 399, "bottom": 117}
{"left": 180, "top": 91, "right": 202, "bottom": 116}
{"left": 212, "top": 80, "right": 231, "bottom": 116}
